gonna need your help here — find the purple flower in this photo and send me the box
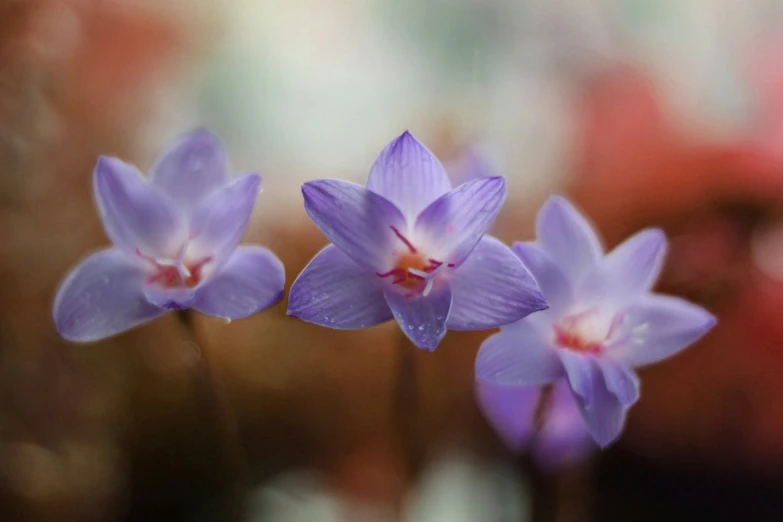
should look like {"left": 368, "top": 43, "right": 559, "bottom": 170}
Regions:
{"left": 475, "top": 379, "right": 595, "bottom": 471}
{"left": 287, "top": 131, "right": 547, "bottom": 351}
{"left": 54, "top": 130, "right": 285, "bottom": 342}
{"left": 443, "top": 141, "right": 495, "bottom": 186}
{"left": 475, "top": 196, "right": 716, "bottom": 446}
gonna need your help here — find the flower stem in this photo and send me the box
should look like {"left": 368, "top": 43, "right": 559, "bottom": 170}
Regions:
{"left": 393, "top": 336, "right": 419, "bottom": 476}
{"left": 176, "top": 310, "right": 248, "bottom": 521}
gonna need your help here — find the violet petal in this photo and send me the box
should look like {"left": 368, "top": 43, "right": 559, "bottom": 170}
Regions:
{"left": 533, "top": 380, "right": 595, "bottom": 470}
{"left": 384, "top": 285, "right": 452, "bottom": 351}
{"left": 580, "top": 228, "right": 667, "bottom": 307}
{"left": 53, "top": 248, "right": 164, "bottom": 342}
{"left": 188, "top": 173, "right": 261, "bottom": 269}
{"left": 512, "top": 241, "right": 573, "bottom": 313}
{"left": 475, "top": 326, "right": 563, "bottom": 385}
{"left": 149, "top": 129, "right": 230, "bottom": 214}
{"left": 365, "top": 131, "right": 452, "bottom": 219}
{"left": 568, "top": 360, "right": 628, "bottom": 448}
{"left": 448, "top": 236, "right": 547, "bottom": 330}
{"left": 93, "top": 156, "right": 185, "bottom": 258}
{"left": 414, "top": 176, "right": 506, "bottom": 265}
{"left": 474, "top": 381, "right": 539, "bottom": 454}
{"left": 558, "top": 350, "right": 594, "bottom": 407}
{"left": 287, "top": 244, "right": 393, "bottom": 328}
{"left": 594, "top": 358, "right": 640, "bottom": 407}
{"left": 302, "top": 179, "right": 407, "bottom": 272}
{"left": 611, "top": 294, "right": 716, "bottom": 368}
{"left": 194, "top": 245, "right": 285, "bottom": 319}
{"left": 535, "top": 196, "right": 602, "bottom": 283}
{"left": 143, "top": 285, "right": 196, "bottom": 311}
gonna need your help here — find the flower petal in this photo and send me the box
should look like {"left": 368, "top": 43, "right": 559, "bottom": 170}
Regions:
{"left": 414, "top": 176, "right": 506, "bottom": 265}
{"left": 535, "top": 196, "right": 602, "bottom": 283}
{"left": 149, "top": 129, "right": 230, "bottom": 214}
{"left": 475, "top": 326, "right": 563, "bottom": 385}
{"left": 474, "top": 381, "right": 539, "bottom": 453}
{"left": 142, "top": 285, "right": 195, "bottom": 311}
{"left": 384, "top": 285, "right": 452, "bottom": 351}
{"left": 288, "top": 244, "right": 393, "bottom": 329}
{"left": 193, "top": 245, "right": 285, "bottom": 319}
{"left": 93, "top": 156, "right": 185, "bottom": 257}
{"left": 611, "top": 294, "right": 716, "bottom": 368}
{"left": 558, "top": 350, "right": 594, "bottom": 407}
{"left": 365, "top": 131, "right": 452, "bottom": 219}
{"left": 533, "top": 380, "right": 595, "bottom": 470}
{"left": 53, "top": 248, "right": 164, "bottom": 342}
{"left": 188, "top": 173, "right": 261, "bottom": 268}
{"left": 594, "top": 358, "right": 640, "bottom": 407}
{"left": 302, "top": 179, "right": 407, "bottom": 272}
{"left": 447, "top": 236, "right": 547, "bottom": 331}
{"left": 580, "top": 228, "right": 667, "bottom": 307}
{"left": 512, "top": 242, "right": 573, "bottom": 314}
{"left": 569, "top": 361, "right": 628, "bottom": 447}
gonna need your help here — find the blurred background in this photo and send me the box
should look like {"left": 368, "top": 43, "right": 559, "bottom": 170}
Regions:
{"left": 3, "top": 0, "right": 783, "bottom": 520}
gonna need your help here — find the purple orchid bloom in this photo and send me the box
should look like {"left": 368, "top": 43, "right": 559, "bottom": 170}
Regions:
{"left": 54, "top": 130, "right": 285, "bottom": 342}
{"left": 476, "top": 379, "right": 595, "bottom": 471}
{"left": 287, "top": 131, "right": 547, "bottom": 351}
{"left": 475, "top": 196, "right": 716, "bottom": 446}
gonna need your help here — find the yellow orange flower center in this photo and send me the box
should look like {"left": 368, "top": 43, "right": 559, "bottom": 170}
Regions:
{"left": 376, "top": 226, "right": 454, "bottom": 296}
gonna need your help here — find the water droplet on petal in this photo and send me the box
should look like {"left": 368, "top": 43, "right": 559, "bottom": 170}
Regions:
{"left": 223, "top": 317, "right": 232, "bottom": 325}
{"left": 417, "top": 325, "right": 424, "bottom": 331}
{"left": 408, "top": 325, "right": 414, "bottom": 330}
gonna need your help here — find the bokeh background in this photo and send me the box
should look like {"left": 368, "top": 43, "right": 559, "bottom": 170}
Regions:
{"left": 3, "top": 0, "right": 783, "bottom": 521}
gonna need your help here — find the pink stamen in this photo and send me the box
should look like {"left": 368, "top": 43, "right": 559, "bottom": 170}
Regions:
{"left": 607, "top": 313, "right": 625, "bottom": 340}
{"left": 390, "top": 226, "right": 417, "bottom": 253}
{"left": 375, "top": 228, "right": 457, "bottom": 297}
{"left": 429, "top": 258, "right": 455, "bottom": 268}
{"left": 147, "top": 271, "right": 168, "bottom": 284}
{"left": 192, "top": 257, "right": 212, "bottom": 271}
{"left": 164, "top": 270, "right": 177, "bottom": 286}
{"left": 136, "top": 248, "right": 157, "bottom": 267}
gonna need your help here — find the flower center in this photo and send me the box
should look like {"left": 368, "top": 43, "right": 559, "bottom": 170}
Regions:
{"left": 553, "top": 308, "right": 623, "bottom": 354}
{"left": 375, "top": 226, "right": 454, "bottom": 297}
{"left": 137, "top": 241, "right": 213, "bottom": 289}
